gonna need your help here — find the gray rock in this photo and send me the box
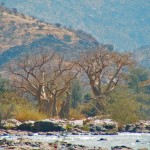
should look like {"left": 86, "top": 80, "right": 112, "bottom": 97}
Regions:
{"left": 1, "top": 119, "right": 22, "bottom": 129}
{"left": 111, "top": 145, "right": 133, "bottom": 150}
{"left": 123, "top": 120, "right": 150, "bottom": 133}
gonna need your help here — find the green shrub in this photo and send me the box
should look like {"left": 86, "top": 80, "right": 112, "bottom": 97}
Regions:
{"left": 0, "top": 103, "right": 14, "bottom": 126}
{"left": 107, "top": 86, "right": 139, "bottom": 126}
{"left": 82, "top": 124, "right": 90, "bottom": 131}
{"left": 66, "top": 123, "right": 72, "bottom": 131}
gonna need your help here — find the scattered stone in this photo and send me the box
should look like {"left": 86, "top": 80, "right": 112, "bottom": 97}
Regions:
{"left": 111, "top": 145, "right": 133, "bottom": 150}
{"left": 1, "top": 119, "right": 22, "bottom": 129}
{"left": 17, "top": 122, "right": 33, "bottom": 131}
{"left": 122, "top": 120, "right": 150, "bottom": 133}
{"left": 28, "top": 133, "right": 34, "bottom": 136}
{"left": 33, "top": 121, "right": 65, "bottom": 132}
{"left": 46, "top": 132, "right": 53, "bottom": 136}
{"left": 17, "top": 121, "right": 65, "bottom": 132}
{"left": 72, "top": 132, "right": 79, "bottom": 135}
{"left": 98, "top": 138, "right": 107, "bottom": 141}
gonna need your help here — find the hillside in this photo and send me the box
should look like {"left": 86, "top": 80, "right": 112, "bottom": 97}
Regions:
{"left": 0, "top": 6, "right": 99, "bottom": 66}
{"left": 0, "top": 0, "right": 149, "bottom": 51}
{"left": 134, "top": 45, "right": 150, "bottom": 68}
{"left": 0, "top": 6, "right": 78, "bottom": 53}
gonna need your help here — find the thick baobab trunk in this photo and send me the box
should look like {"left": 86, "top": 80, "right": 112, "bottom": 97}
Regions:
{"left": 37, "top": 84, "right": 43, "bottom": 112}
{"left": 91, "top": 85, "right": 105, "bottom": 113}
{"left": 64, "top": 91, "right": 71, "bottom": 119}
{"left": 58, "top": 101, "right": 65, "bottom": 118}
{"left": 58, "top": 91, "right": 71, "bottom": 119}
{"left": 37, "top": 72, "right": 49, "bottom": 113}
{"left": 37, "top": 84, "right": 50, "bottom": 114}
{"left": 51, "top": 95, "right": 57, "bottom": 117}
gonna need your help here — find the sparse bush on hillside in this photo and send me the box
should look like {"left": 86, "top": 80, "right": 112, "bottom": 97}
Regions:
{"left": 38, "top": 24, "right": 45, "bottom": 30}
{"left": 64, "top": 34, "right": 72, "bottom": 42}
{"left": 55, "top": 23, "right": 61, "bottom": 28}
{"left": 12, "top": 8, "right": 17, "bottom": 14}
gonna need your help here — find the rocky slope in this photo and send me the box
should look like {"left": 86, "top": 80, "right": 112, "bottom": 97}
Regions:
{"left": 0, "top": 6, "right": 99, "bottom": 66}
{"left": 0, "top": 0, "right": 149, "bottom": 51}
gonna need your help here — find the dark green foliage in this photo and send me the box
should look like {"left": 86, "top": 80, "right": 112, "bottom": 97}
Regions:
{"left": 107, "top": 86, "right": 139, "bottom": 126}
{"left": 0, "top": 75, "right": 9, "bottom": 94}
{"left": 12, "top": 8, "right": 17, "bottom": 14}
{"left": 63, "top": 34, "right": 71, "bottom": 42}
{"left": 128, "top": 74, "right": 139, "bottom": 93}
{"left": 55, "top": 23, "right": 61, "bottom": 28}
{"left": 128, "top": 67, "right": 150, "bottom": 119}
{"left": 136, "top": 93, "right": 150, "bottom": 120}
{"left": 71, "top": 79, "right": 83, "bottom": 108}
{"left": 82, "top": 106, "right": 96, "bottom": 117}
{"left": 128, "top": 67, "right": 150, "bottom": 93}
{"left": 129, "top": 67, "right": 149, "bottom": 82}
{"left": 103, "top": 44, "right": 114, "bottom": 51}
{"left": 84, "top": 93, "right": 91, "bottom": 102}
{"left": 103, "top": 124, "right": 116, "bottom": 130}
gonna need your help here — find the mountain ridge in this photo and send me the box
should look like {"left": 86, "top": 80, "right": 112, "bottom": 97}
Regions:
{"left": 0, "top": 0, "right": 149, "bottom": 51}
{"left": 0, "top": 6, "right": 99, "bottom": 66}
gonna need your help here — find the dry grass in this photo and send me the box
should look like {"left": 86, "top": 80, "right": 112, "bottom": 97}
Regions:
{"left": 69, "top": 108, "right": 85, "bottom": 120}
{"left": 15, "top": 104, "right": 49, "bottom": 122}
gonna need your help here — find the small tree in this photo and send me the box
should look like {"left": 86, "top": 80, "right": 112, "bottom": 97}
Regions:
{"left": 46, "top": 56, "right": 78, "bottom": 117}
{"left": 0, "top": 75, "right": 9, "bottom": 94}
{"left": 9, "top": 52, "right": 55, "bottom": 113}
{"left": 107, "top": 86, "right": 139, "bottom": 126}
{"left": 71, "top": 79, "right": 83, "bottom": 108}
{"left": 77, "top": 47, "right": 133, "bottom": 112}
{"left": 12, "top": 8, "right": 17, "bottom": 14}
{"left": 128, "top": 67, "right": 150, "bottom": 93}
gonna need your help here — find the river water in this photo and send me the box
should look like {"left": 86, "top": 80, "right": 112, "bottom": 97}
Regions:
{"left": 0, "top": 133, "right": 150, "bottom": 149}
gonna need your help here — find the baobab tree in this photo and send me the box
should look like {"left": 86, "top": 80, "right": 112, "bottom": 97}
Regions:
{"left": 9, "top": 52, "right": 55, "bottom": 112}
{"left": 77, "top": 48, "right": 133, "bottom": 111}
{"left": 45, "top": 56, "right": 78, "bottom": 117}
{"left": 9, "top": 52, "right": 77, "bottom": 117}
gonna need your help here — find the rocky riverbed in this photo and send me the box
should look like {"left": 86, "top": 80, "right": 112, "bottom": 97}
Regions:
{"left": 0, "top": 137, "right": 91, "bottom": 150}
{"left": 0, "top": 131, "right": 149, "bottom": 150}
{"left": 0, "top": 118, "right": 150, "bottom": 149}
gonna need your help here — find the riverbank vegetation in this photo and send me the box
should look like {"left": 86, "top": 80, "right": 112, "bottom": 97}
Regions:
{"left": 0, "top": 48, "right": 150, "bottom": 126}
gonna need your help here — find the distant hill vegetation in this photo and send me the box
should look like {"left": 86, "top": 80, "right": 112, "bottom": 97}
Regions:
{"left": 0, "top": 0, "right": 149, "bottom": 51}
{"left": 134, "top": 45, "right": 150, "bottom": 69}
{"left": 0, "top": 5, "right": 149, "bottom": 69}
{"left": 0, "top": 6, "right": 99, "bottom": 66}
